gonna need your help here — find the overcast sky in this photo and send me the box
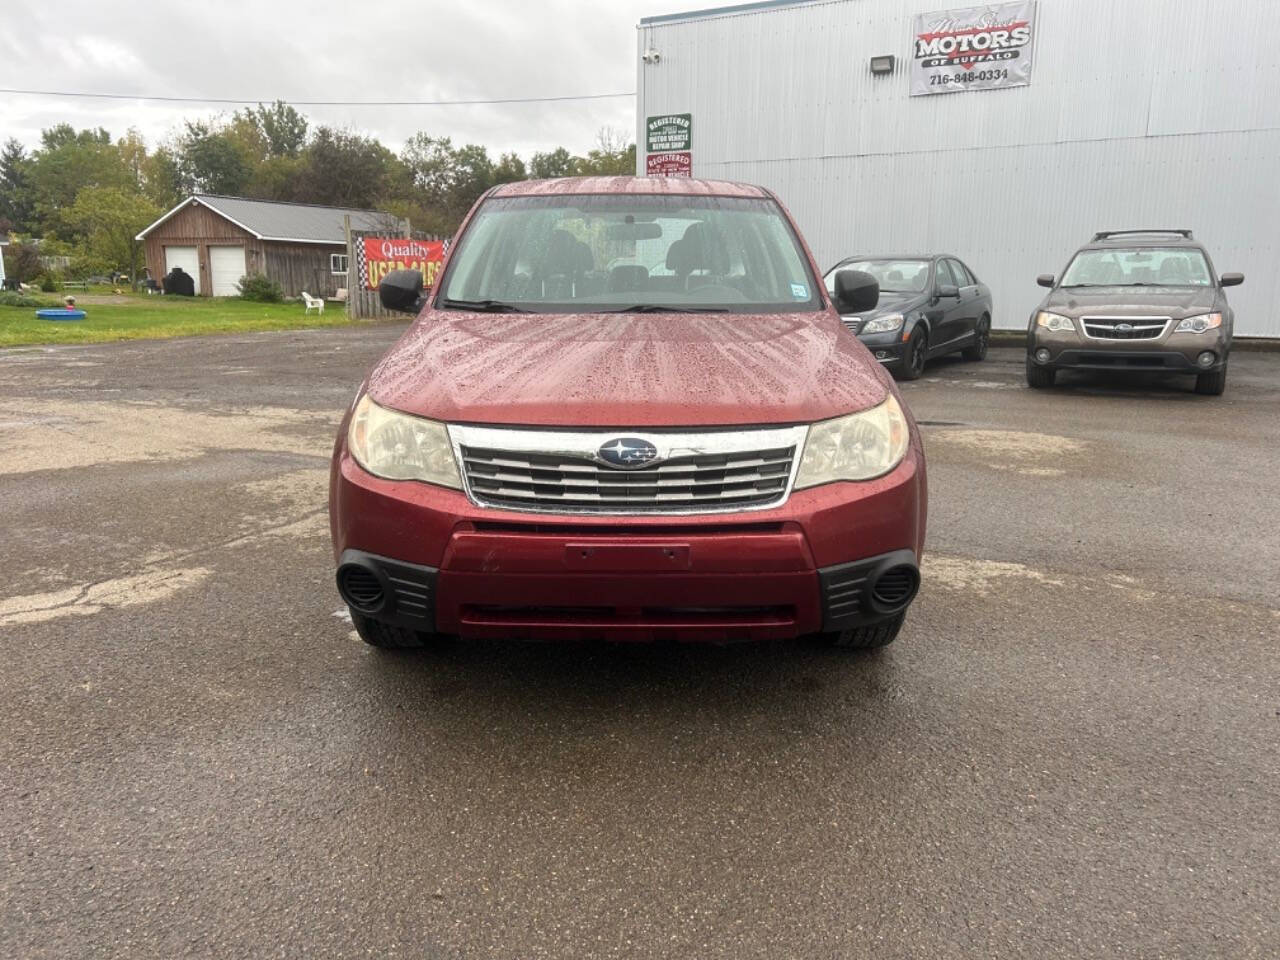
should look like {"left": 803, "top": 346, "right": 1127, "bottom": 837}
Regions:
{"left": 0, "top": 0, "right": 692, "bottom": 158}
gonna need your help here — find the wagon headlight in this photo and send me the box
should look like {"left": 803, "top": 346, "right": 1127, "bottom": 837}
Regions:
{"left": 347, "top": 394, "right": 461, "bottom": 488}
{"left": 861, "top": 313, "right": 904, "bottom": 335}
{"left": 1174, "top": 313, "right": 1222, "bottom": 334}
{"left": 795, "top": 394, "right": 910, "bottom": 488}
{"left": 1035, "top": 311, "right": 1075, "bottom": 333}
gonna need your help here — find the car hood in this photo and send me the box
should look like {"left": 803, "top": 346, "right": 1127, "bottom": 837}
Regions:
{"left": 365, "top": 309, "right": 889, "bottom": 427}
{"left": 1043, "top": 285, "right": 1218, "bottom": 319}
{"left": 842, "top": 290, "right": 927, "bottom": 320}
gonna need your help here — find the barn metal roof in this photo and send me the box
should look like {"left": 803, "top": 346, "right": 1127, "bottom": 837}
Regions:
{"left": 135, "top": 195, "right": 404, "bottom": 245}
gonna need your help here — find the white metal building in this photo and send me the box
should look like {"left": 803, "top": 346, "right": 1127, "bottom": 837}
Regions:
{"left": 636, "top": 0, "right": 1280, "bottom": 336}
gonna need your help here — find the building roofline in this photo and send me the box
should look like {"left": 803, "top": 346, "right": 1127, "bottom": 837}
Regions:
{"left": 135, "top": 194, "right": 401, "bottom": 243}
{"left": 640, "top": 0, "right": 815, "bottom": 26}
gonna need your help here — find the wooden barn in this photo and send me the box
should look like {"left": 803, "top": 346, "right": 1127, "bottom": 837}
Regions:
{"left": 135, "top": 195, "right": 405, "bottom": 298}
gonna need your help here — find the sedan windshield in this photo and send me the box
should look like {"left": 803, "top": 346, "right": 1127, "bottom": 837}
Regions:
{"left": 435, "top": 194, "right": 822, "bottom": 314}
{"left": 824, "top": 259, "right": 930, "bottom": 294}
{"left": 1061, "top": 247, "right": 1213, "bottom": 287}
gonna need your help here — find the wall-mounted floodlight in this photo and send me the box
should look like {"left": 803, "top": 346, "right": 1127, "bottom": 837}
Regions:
{"left": 870, "top": 55, "right": 895, "bottom": 75}
{"left": 642, "top": 48, "right": 661, "bottom": 64}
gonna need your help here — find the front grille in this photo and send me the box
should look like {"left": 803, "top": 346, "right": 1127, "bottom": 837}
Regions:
{"left": 840, "top": 316, "right": 862, "bottom": 334}
{"left": 1082, "top": 316, "right": 1169, "bottom": 340}
{"left": 460, "top": 445, "right": 796, "bottom": 513}
{"left": 450, "top": 423, "right": 808, "bottom": 516}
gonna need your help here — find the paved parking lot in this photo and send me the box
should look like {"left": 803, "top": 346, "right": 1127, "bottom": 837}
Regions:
{"left": 2, "top": 327, "right": 1277, "bottom": 958}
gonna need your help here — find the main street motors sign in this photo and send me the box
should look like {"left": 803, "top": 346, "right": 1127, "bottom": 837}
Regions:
{"left": 910, "top": 2, "right": 1037, "bottom": 96}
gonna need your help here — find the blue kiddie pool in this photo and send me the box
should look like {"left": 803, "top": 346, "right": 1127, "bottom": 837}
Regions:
{"left": 36, "top": 308, "right": 86, "bottom": 321}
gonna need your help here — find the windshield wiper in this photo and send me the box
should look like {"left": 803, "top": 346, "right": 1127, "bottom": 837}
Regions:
{"left": 438, "top": 297, "right": 527, "bottom": 313}
{"left": 610, "top": 304, "right": 729, "bottom": 313}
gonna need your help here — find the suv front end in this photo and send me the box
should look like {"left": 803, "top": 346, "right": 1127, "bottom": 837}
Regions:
{"left": 329, "top": 177, "right": 927, "bottom": 650}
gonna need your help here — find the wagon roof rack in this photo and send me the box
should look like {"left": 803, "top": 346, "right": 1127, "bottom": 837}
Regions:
{"left": 1092, "top": 229, "right": 1194, "bottom": 241}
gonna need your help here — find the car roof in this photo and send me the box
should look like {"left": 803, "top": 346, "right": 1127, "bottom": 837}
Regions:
{"left": 1082, "top": 230, "right": 1205, "bottom": 251}
{"left": 829, "top": 254, "right": 947, "bottom": 270}
{"left": 489, "top": 176, "right": 771, "bottom": 199}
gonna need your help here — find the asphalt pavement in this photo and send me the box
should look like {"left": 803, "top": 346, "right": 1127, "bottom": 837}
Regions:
{"left": 1, "top": 327, "right": 1277, "bottom": 958}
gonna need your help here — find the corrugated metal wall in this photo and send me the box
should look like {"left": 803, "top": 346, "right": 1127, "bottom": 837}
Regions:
{"left": 637, "top": 0, "right": 1280, "bottom": 336}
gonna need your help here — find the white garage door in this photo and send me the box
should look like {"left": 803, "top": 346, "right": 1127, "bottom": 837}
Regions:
{"left": 163, "top": 245, "right": 198, "bottom": 284}
{"left": 208, "top": 246, "right": 246, "bottom": 297}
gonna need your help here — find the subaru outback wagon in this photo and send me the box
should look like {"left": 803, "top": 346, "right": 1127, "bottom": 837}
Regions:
{"left": 329, "top": 177, "right": 927, "bottom": 651}
{"left": 1027, "top": 230, "right": 1243, "bottom": 395}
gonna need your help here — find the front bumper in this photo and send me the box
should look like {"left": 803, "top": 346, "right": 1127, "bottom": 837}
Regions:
{"left": 330, "top": 445, "right": 926, "bottom": 642}
{"left": 1028, "top": 327, "right": 1229, "bottom": 372}
{"left": 856, "top": 330, "right": 907, "bottom": 365}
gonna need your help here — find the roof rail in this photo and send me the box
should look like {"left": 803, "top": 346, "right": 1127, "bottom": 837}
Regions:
{"left": 1092, "top": 229, "right": 1194, "bottom": 241}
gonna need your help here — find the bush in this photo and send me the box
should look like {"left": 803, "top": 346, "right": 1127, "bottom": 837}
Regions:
{"left": 236, "top": 272, "right": 283, "bottom": 302}
{"left": 0, "top": 290, "right": 53, "bottom": 308}
{"left": 38, "top": 274, "right": 58, "bottom": 293}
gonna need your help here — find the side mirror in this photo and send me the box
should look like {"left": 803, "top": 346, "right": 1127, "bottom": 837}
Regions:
{"left": 1220, "top": 272, "right": 1244, "bottom": 287}
{"left": 1036, "top": 274, "right": 1055, "bottom": 288}
{"left": 832, "top": 268, "right": 879, "bottom": 314}
{"left": 935, "top": 283, "right": 960, "bottom": 299}
{"left": 379, "top": 269, "right": 426, "bottom": 313}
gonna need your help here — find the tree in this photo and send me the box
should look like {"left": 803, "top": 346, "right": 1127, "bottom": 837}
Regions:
{"left": 63, "top": 186, "right": 161, "bottom": 284}
{"left": 177, "top": 120, "right": 252, "bottom": 195}
{"left": 529, "top": 147, "right": 574, "bottom": 180}
{"left": 294, "top": 127, "right": 396, "bottom": 207}
{"left": 25, "top": 126, "right": 132, "bottom": 238}
{"left": 252, "top": 101, "right": 308, "bottom": 158}
{"left": 576, "top": 128, "right": 636, "bottom": 176}
{"left": 492, "top": 152, "right": 527, "bottom": 185}
{"left": 1, "top": 239, "right": 42, "bottom": 283}
{"left": 141, "top": 146, "right": 184, "bottom": 209}
{"left": 0, "top": 138, "right": 34, "bottom": 234}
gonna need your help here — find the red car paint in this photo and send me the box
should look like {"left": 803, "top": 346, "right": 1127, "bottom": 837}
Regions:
{"left": 329, "top": 177, "right": 927, "bottom": 643}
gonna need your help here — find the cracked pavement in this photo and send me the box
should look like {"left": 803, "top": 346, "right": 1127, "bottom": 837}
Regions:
{"left": 1, "top": 328, "right": 1277, "bottom": 958}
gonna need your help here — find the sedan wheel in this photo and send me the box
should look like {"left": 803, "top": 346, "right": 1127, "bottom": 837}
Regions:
{"left": 896, "top": 327, "right": 928, "bottom": 381}
{"left": 962, "top": 315, "right": 990, "bottom": 361}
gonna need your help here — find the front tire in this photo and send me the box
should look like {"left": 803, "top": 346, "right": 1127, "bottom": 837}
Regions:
{"left": 817, "top": 611, "right": 906, "bottom": 651}
{"left": 962, "top": 314, "right": 990, "bottom": 361}
{"left": 1194, "top": 362, "right": 1228, "bottom": 396}
{"left": 896, "top": 327, "right": 928, "bottom": 381}
{"left": 350, "top": 608, "right": 436, "bottom": 648}
{"left": 1026, "top": 357, "right": 1056, "bottom": 389}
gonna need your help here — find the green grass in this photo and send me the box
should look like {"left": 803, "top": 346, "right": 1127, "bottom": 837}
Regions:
{"left": 0, "top": 296, "right": 361, "bottom": 348}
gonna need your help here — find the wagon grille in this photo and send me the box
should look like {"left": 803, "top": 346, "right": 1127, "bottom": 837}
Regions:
{"left": 1081, "top": 316, "right": 1169, "bottom": 340}
{"left": 450, "top": 424, "right": 807, "bottom": 515}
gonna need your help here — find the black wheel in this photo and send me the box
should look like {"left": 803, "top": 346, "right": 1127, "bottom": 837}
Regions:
{"left": 350, "top": 608, "right": 435, "bottom": 648}
{"left": 817, "top": 611, "right": 906, "bottom": 651}
{"left": 962, "top": 314, "right": 990, "bottom": 361}
{"left": 896, "top": 327, "right": 928, "bottom": 381}
{"left": 1025, "top": 357, "right": 1055, "bottom": 389}
{"left": 1194, "top": 363, "right": 1227, "bottom": 396}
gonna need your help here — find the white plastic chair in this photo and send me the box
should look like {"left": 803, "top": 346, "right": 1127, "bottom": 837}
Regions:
{"left": 301, "top": 292, "right": 324, "bottom": 315}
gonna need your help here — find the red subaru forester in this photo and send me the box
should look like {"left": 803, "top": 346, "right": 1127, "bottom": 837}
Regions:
{"left": 329, "top": 177, "right": 927, "bottom": 650}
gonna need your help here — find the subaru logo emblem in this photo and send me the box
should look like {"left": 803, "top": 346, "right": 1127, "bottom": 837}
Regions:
{"left": 597, "top": 437, "right": 659, "bottom": 469}
{"left": 1114, "top": 322, "right": 1133, "bottom": 332}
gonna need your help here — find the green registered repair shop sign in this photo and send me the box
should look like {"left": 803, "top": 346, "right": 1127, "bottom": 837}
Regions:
{"left": 646, "top": 114, "right": 692, "bottom": 153}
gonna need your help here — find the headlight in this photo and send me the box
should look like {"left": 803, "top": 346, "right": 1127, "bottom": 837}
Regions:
{"left": 347, "top": 393, "right": 461, "bottom": 488}
{"left": 1035, "top": 311, "right": 1075, "bottom": 333}
{"left": 795, "top": 394, "right": 910, "bottom": 488}
{"left": 861, "top": 313, "right": 905, "bottom": 335}
{"left": 1174, "top": 313, "right": 1222, "bottom": 334}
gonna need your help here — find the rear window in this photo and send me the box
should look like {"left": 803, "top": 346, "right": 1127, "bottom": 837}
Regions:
{"left": 436, "top": 194, "right": 822, "bottom": 314}
{"left": 1062, "top": 247, "right": 1213, "bottom": 287}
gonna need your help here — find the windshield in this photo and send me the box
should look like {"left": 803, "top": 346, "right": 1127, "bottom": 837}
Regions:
{"left": 824, "top": 259, "right": 931, "bottom": 294}
{"left": 1061, "top": 247, "right": 1213, "bottom": 287}
{"left": 435, "top": 194, "right": 822, "bottom": 313}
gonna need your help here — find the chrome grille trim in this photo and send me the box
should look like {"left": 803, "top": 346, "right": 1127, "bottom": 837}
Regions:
{"left": 448, "top": 423, "right": 809, "bottom": 515}
{"left": 1081, "top": 315, "right": 1171, "bottom": 341}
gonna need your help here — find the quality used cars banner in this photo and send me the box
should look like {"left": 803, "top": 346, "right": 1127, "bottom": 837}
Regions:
{"left": 360, "top": 237, "right": 447, "bottom": 290}
{"left": 910, "top": 1, "right": 1037, "bottom": 96}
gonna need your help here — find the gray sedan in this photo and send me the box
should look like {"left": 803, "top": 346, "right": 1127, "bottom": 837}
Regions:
{"left": 824, "top": 255, "right": 994, "bottom": 380}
